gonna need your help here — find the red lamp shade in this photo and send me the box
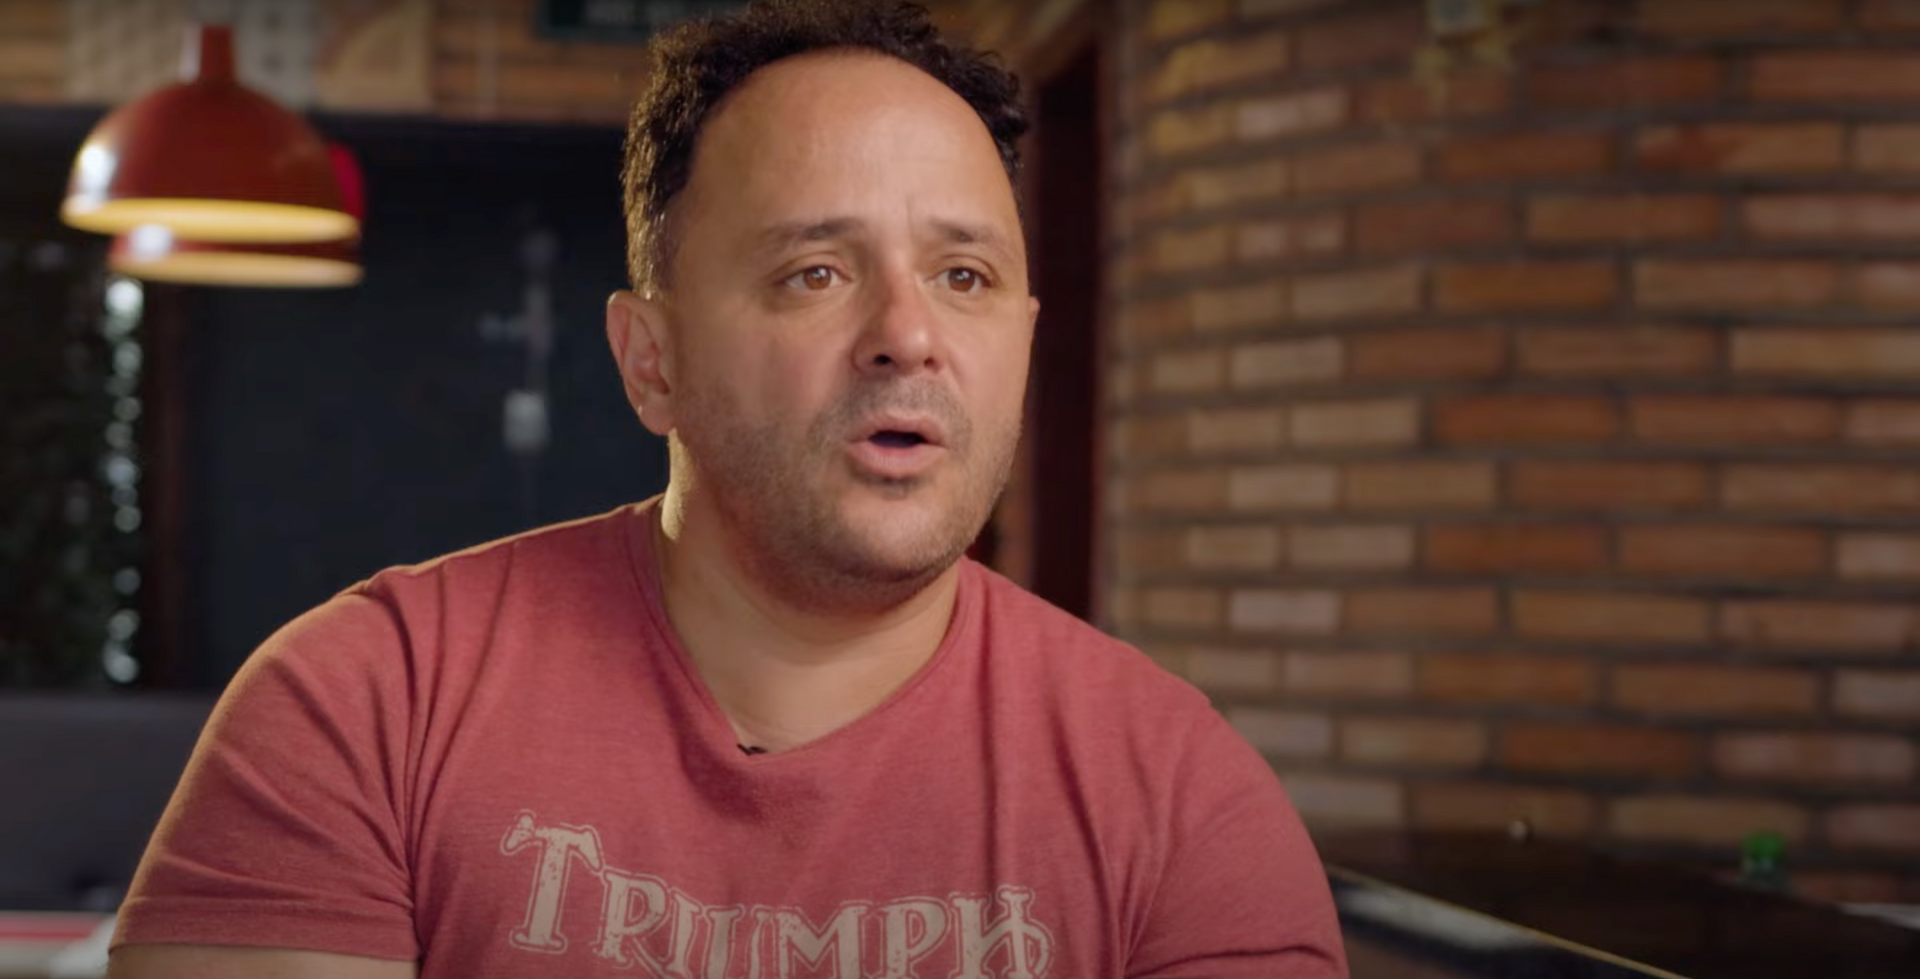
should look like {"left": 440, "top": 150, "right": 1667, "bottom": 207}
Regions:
{"left": 108, "top": 141, "right": 366, "bottom": 288}
{"left": 109, "top": 226, "right": 362, "bottom": 288}
{"left": 61, "top": 24, "right": 357, "bottom": 244}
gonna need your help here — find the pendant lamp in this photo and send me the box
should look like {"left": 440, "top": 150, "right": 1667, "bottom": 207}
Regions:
{"left": 108, "top": 226, "right": 363, "bottom": 288}
{"left": 61, "top": 24, "right": 357, "bottom": 244}
{"left": 108, "top": 145, "right": 366, "bottom": 289}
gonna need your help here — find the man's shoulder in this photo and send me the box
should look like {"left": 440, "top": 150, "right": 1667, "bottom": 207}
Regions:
{"left": 345, "top": 503, "right": 641, "bottom": 605}
{"left": 965, "top": 559, "right": 1212, "bottom": 715}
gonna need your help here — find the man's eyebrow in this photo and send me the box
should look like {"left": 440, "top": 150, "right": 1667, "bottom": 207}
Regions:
{"left": 751, "top": 217, "right": 865, "bottom": 257}
{"left": 929, "top": 218, "right": 1016, "bottom": 259}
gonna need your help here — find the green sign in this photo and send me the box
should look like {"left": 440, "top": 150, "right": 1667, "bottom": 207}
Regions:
{"left": 536, "top": 0, "right": 744, "bottom": 42}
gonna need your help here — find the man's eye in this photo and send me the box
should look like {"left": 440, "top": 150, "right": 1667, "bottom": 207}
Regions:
{"left": 784, "top": 267, "right": 839, "bottom": 291}
{"left": 945, "top": 268, "right": 986, "bottom": 293}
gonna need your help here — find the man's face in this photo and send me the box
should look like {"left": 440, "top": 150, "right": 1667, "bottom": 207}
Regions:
{"left": 653, "top": 51, "right": 1036, "bottom": 605}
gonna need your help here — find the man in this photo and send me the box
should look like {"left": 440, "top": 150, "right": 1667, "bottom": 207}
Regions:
{"left": 108, "top": 2, "right": 1345, "bottom": 976}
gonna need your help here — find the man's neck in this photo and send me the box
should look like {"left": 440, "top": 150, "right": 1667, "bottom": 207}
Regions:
{"left": 651, "top": 493, "right": 961, "bottom": 754}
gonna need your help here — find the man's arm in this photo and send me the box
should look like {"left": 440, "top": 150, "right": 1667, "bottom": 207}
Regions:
{"left": 1129, "top": 710, "right": 1348, "bottom": 978}
{"left": 108, "top": 945, "right": 416, "bottom": 979}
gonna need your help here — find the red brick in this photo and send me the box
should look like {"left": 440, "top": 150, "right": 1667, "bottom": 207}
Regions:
{"left": 0, "top": 36, "right": 61, "bottom": 79}
{"left": 1116, "top": 526, "right": 1188, "bottom": 573}
{"left": 1349, "top": 326, "right": 1508, "bottom": 380}
{"left": 1424, "top": 523, "right": 1609, "bottom": 574}
{"left": 1228, "top": 588, "right": 1341, "bottom": 635}
{"left": 1185, "top": 647, "right": 1279, "bottom": 693}
{"left": 1234, "top": 212, "right": 1346, "bottom": 265}
{"left": 1834, "top": 670, "right": 1920, "bottom": 719}
{"left": 1503, "top": 722, "right": 1700, "bottom": 778}
{"left": 1636, "top": 259, "right": 1841, "bottom": 309}
{"left": 1121, "top": 295, "right": 1193, "bottom": 346}
{"left": 1751, "top": 51, "right": 1920, "bottom": 103}
{"left": 1512, "top": 590, "right": 1711, "bottom": 644}
{"left": 0, "top": 1, "right": 62, "bottom": 34}
{"left": 1146, "top": 348, "right": 1226, "bottom": 394}
{"left": 1229, "top": 337, "right": 1343, "bottom": 391}
{"left": 1745, "top": 193, "right": 1920, "bottom": 240}
{"left": 1346, "top": 461, "right": 1499, "bottom": 510}
{"left": 1722, "top": 465, "right": 1920, "bottom": 514}
{"left": 1139, "top": 587, "right": 1224, "bottom": 629}
{"left": 1146, "top": 224, "right": 1232, "bottom": 277}
{"left": 1277, "top": 773, "right": 1405, "bottom": 828}
{"left": 1345, "top": 587, "right": 1500, "bottom": 637}
{"left": 1838, "top": 533, "right": 1920, "bottom": 578}
{"left": 1435, "top": 394, "right": 1619, "bottom": 444}
{"left": 1288, "top": 399, "right": 1418, "bottom": 447}
{"left": 1288, "top": 525, "right": 1417, "bottom": 570}
{"left": 1187, "top": 405, "right": 1286, "bottom": 454}
{"left": 1853, "top": 124, "right": 1920, "bottom": 173}
{"left": 1227, "top": 463, "right": 1341, "bottom": 510}
{"left": 1714, "top": 732, "right": 1916, "bottom": 784}
{"left": 1613, "top": 664, "right": 1819, "bottom": 717}
{"left": 1413, "top": 783, "right": 1597, "bottom": 836}
{"left": 1295, "top": 6, "right": 1425, "bottom": 71}
{"left": 1856, "top": 261, "right": 1920, "bottom": 309}
{"left": 1291, "top": 264, "right": 1423, "bottom": 321}
{"left": 1341, "top": 717, "right": 1489, "bottom": 767}
{"left": 1434, "top": 261, "right": 1618, "bottom": 313}
{"left": 1186, "top": 524, "right": 1283, "bottom": 569}
{"left": 1186, "top": 158, "right": 1292, "bottom": 210}
{"left": 1131, "top": 468, "right": 1230, "bottom": 512}
{"left": 1528, "top": 194, "right": 1720, "bottom": 243}
{"left": 1225, "top": 707, "right": 1333, "bottom": 758}
{"left": 1511, "top": 461, "right": 1711, "bottom": 511}
{"left": 1862, "top": 0, "right": 1920, "bottom": 29}
{"left": 1733, "top": 328, "right": 1920, "bottom": 378}
{"left": 1720, "top": 598, "right": 1920, "bottom": 653}
{"left": 1284, "top": 650, "right": 1415, "bottom": 699}
{"left": 1116, "top": 412, "right": 1188, "bottom": 459}
{"left": 1849, "top": 400, "right": 1920, "bottom": 444}
{"left": 1516, "top": 326, "right": 1718, "bottom": 377}
{"left": 1635, "top": 0, "right": 1845, "bottom": 35}
{"left": 1528, "top": 55, "right": 1721, "bottom": 110}
{"left": 1235, "top": 87, "right": 1349, "bottom": 143}
{"left": 1629, "top": 395, "right": 1841, "bottom": 445}
{"left": 1148, "top": 104, "right": 1236, "bottom": 158}
{"left": 1360, "top": 70, "right": 1511, "bottom": 126}
{"left": 1354, "top": 198, "right": 1512, "bottom": 257}
{"left": 1292, "top": 141, "right": 1424, "bottom": 196}
{"left": 1618, "top": 525, "right": 1828, "bottom": 578}
{"left": 1441, "top": 131, "right": 1613, "bottom": 181}
{"left": 1636, "top": 122, "right": 1844, "bottom": 173}
{"left": 1828, "top": 806, "right": 1920, "bottom": 852}
{"left": 494, "top": 62, "right": 631, "bottom": 105}
{"left": 1610, "top": 796, "right": 1810, "bottom": 847}
{"left": 1145, "top": 0, "right": 1232, "bottom": 42}
{"left": 1146, "top": 31, "right": 1293, "bottom": 104}
{"left": 1192, "top": 279, "right": 1288, "bottom": 333}
{"left": 1421, "top": 652, "right": 1598, "bottom": 706}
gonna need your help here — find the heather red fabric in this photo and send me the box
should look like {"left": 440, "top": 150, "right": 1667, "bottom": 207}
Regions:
{"left": 115, "top": 500, "right": 1345, "bottom": 977}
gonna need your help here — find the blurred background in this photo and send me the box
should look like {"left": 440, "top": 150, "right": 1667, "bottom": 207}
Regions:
{"left": 4, "top": 0, "right": 1920, "bottom": 976}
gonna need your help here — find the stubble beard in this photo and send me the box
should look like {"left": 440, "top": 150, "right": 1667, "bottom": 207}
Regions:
{"left": 673, "top": 380, "right": 1019, "bottom": 617}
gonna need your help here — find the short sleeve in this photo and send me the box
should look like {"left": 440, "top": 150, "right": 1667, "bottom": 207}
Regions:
{"left": 1128, "top": 711, "right": 1348, "bottom": 978}
{"left": 112, "top": 589, "right": 419, "bottom": 961}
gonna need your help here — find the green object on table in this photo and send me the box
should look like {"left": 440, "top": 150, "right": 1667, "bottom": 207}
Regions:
{"left": 1741, "top": 830, "right": 1790, "bottom": 891}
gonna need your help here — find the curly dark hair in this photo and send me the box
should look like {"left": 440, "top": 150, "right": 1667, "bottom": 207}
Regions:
{"left": 621, "top": 0, "right": 1029, "bottom": 294}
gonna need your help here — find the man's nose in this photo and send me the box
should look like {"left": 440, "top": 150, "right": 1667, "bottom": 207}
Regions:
{"left": 852, "top": 269, "right": 940, "bottom": 376}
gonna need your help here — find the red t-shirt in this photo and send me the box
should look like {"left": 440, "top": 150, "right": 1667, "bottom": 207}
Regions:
{"left": 115, "top": 501, "right": 1345, "bottom": 977}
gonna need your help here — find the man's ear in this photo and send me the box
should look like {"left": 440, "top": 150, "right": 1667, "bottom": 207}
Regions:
{"left": 606, "top": 290, "right": 676, "bottom": 436}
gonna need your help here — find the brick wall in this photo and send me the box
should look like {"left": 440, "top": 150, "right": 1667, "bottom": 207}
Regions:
{"left": 0, "top": 0, "right": 651, "bottom": 123}
{"left": 1103, "top": 0, "right": 1920, "bottom": 901}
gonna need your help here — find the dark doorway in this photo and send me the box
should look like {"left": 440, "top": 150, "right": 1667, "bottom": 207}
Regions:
{"left": 1023, "top": 36, "right": 1104, "bottom": 622}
